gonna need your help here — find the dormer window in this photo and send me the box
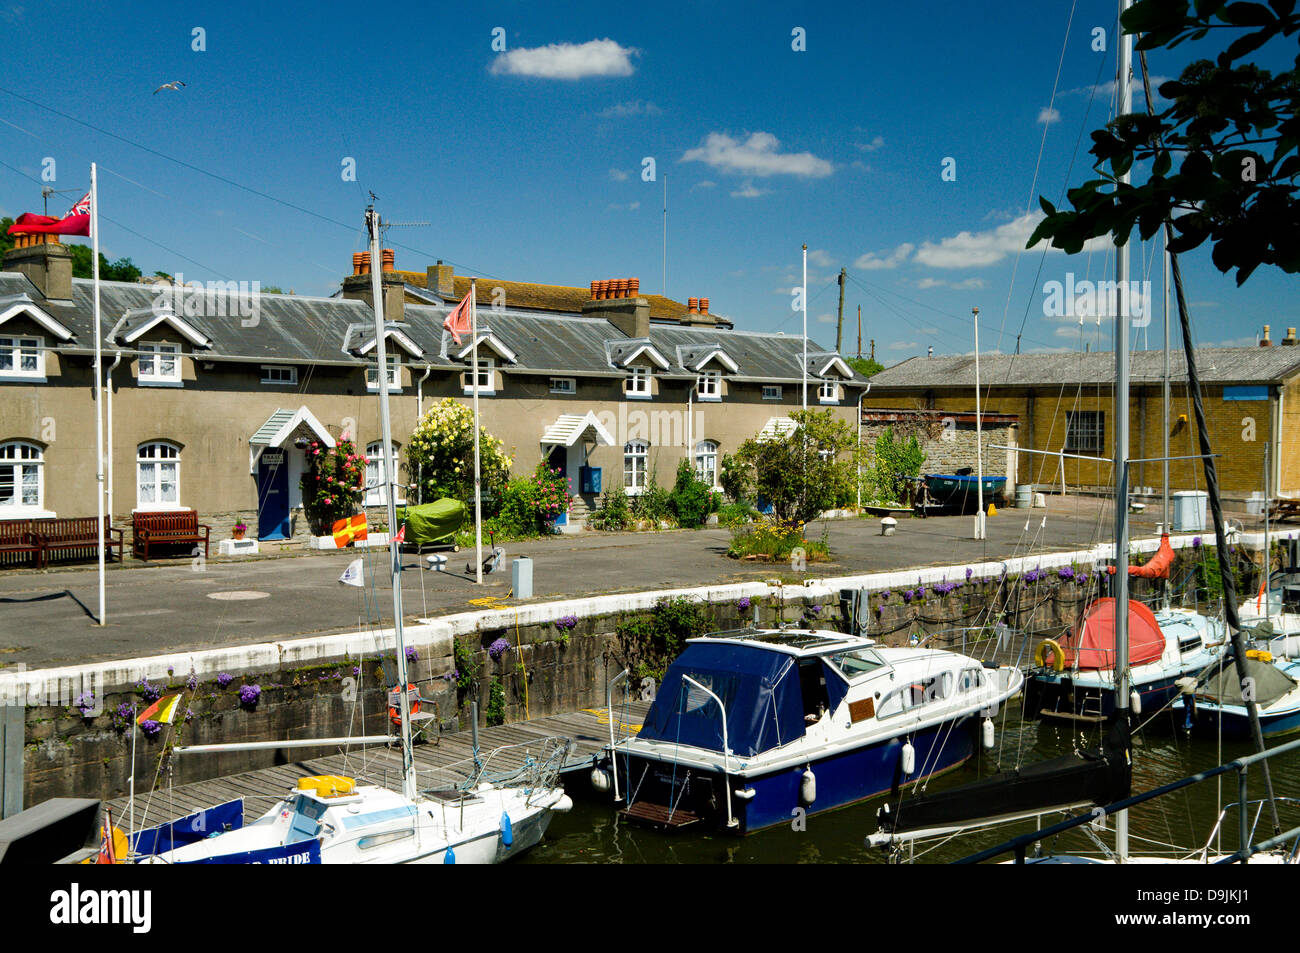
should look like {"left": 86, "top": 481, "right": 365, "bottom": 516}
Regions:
{"left": 818, "top": 379, "right": 839, "bottom": 404}
{"left": 626, "top": 366, "right": 651, "bottom": 398}
{"left": 0, "top": 335, "right": 42, "bottom": 380}
{"left": 697, "top": 370, "right": 721, "bottom": 400}
{"left": 139, "top": 342, "right": 181, "bottom": 385}
{"left": 367, "top": 356, "right": 401, "bottom": 391}
{"left": 462, "top": 357, "right": 496, "bottom": 395}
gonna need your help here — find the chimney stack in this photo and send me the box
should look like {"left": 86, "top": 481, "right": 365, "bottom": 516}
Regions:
{"left": 1284, "top": 328, "right": 1298, "bottom": 347}
{"left": 584, "top": 276, "right": 650, "bottom": 337}
{"left": 2, "top": 232, "right": 73, "bottom": 300}
{"left": 1261, "top": 324, "right": 1273, "bottom": 347}
{"left": 342, "top": 249, "right": 403, "bottom": 321}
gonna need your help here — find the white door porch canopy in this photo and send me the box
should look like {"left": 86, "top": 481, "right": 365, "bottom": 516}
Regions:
{"left": 540, "top": 411, "right": 616, "bottom": 448}
{"left": 248, "top": 405, "right": 335, "bottom": 473}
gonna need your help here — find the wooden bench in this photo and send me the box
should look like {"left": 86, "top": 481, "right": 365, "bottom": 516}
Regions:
{"left": 0, "top": 520, "right": 44, "bottom": 569}
{"left": 132, "top": 511, "right": 210, "bottom": 561}
{"left": 32, "top": 516, "right": 124, "bottom": 564}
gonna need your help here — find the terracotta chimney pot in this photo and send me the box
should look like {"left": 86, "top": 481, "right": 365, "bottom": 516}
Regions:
{"left": 382, "top": 249, "right": 395, "bottom": 272}
{"left": 352, "top": 253, "right": 364, "bottom": 276}
{"left": 700, "top": 297, "right": 709, "bottom": 314}
{"left": 590, "top": 281, "right": 598, "bottom": 299}
{"left": 629, "top": 277, "right": 639, "bottom": 296}
{"left": 688, "top": 297, "right": 699, "bottom": 314}
{"left": 614, "top": 278, "right": 628, "bottom": 298}
{"left": 360, "top": 252, "right": 371, "bottom": 275}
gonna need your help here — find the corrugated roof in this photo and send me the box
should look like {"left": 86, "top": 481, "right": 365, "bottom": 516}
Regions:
{"left": 869, "top": 349, "right": 1300, "bottom": 389}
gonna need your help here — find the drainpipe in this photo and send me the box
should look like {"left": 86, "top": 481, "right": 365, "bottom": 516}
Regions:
{"left": 857, "top": 383, "right": 871, "bottom": 510}
{"left": 416, "top": 363, "right": 432, "bottom": 504}
{"left": 106, "top": 351, "right": 123, "bottom": 521}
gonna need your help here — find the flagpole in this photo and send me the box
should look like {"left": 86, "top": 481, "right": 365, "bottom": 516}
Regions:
{"left": 472, "top": 279, "right": 483, "bottom": 585}
{"left": 801, "top": 243, "right": 808, "bottom": 410}
{"left": 91, "top": 163, "right": 106, "bottom": 626}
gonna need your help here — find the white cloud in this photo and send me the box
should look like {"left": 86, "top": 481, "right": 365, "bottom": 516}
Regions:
{"left": 917, "top": 277, "right": 945, "bottom": 289}
{"left": 807, "top": 249, "right": 834, "bottom": 268}
{"left": 606, "top": 201, "right": 640, "bottom": 211}
{"left": 914, "top": 212, "right": 1105, "bottom": 269}
{"left": 490, "top": 39, "right": 637, "bottom": 80}
{"left": 598, "top": 100, "right": 661, "bottom": 118}
{"left": 682, "top": 131, "right": 834, "bottom": 178}
{"left": 690, "top": 180, "right": 716, "bottom": 190}
{"left": 1037, "top": 106, "right": 1061, "bottom": 125}
{"left": 816, "top": 312, "right": 836, "bottom": 324}
{"left": 608, "top": 168, "right": 629, "bottom": 182}
{"left": 953, "top": 277, "right": 986, "bottom": 290}
{"left": 855, "top": 135, "right": 884, "bottom": 152}
{"left": 731, "top": 181, "right": 769, "bottom": 198}
{"left": 853, "top": 242, "right": 914, "bottom": 271}
{"left": 888, "top": 340, "right": 918, "bottom": 350}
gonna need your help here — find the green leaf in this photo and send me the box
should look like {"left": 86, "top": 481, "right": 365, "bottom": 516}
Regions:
{"left": 1152, "top": 150, "right": 1173, "bottom": 177}
{"left": 1220, "top": 2, "right": 1276, "bottom": 25}
{"left": 1038, "top": 196, "right": 1057, "bottom": 216}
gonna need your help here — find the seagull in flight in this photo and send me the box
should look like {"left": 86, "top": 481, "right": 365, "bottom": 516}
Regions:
{"left": 153, "top": 81, "right": 186, "bottom": 95}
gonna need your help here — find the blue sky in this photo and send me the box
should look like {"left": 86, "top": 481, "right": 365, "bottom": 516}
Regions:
{"left": 0, "top": 0, "right": 1294, "bottom": 364}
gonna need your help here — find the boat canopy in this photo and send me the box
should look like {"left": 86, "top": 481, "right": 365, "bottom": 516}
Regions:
{"left": 1059, "top": 598, "right": 1165, "bottom": 670}
{"left": 638, "top": 643, "right": 806, "bottom": 756}
{"left": 1199, "top": 657, "right": 1296, "bottom": 708}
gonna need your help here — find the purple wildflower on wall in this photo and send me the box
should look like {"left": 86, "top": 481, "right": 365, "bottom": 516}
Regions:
{"left": 238, "top": 684, "right": 262, "bottom": 706}
{"left": 74, "top": 691, "right": 95, "bottom": 718}
{"left": 902, "top": 590, "right": 914, "bottom": 603}
{"left": 140, "top": 719, "right": 162, "bottom": 739}
{"left": 1192, "top": 536, "right": 1202, "bottom": 548}
{"left": 186, "top": 670, "right": 199, "bottom": 692}
{"left": 555, "top": 615, "right": 579, "bottom": 630}
{"left": 136, "top": 679, "right": 162, "bottom": 703}
{"left": 737, "top": 597, "right": 751, "bottom": 612}
{"left": 1058, "top": 566, "right": 1075, "bottom": 580}
{"left": 406, "top": 646, "right": 419, "bottom": 663}
{"left": 880, "top": 590, "right": 891, "bottom": 601}
{"left": 966, "top": 567, "right": 974, "bottom": 581}
{"left": 488, "top": 637, "right": 511, "bottom": 661}
{"left": 217, "top": 672, "right": 234, "bottom": 689}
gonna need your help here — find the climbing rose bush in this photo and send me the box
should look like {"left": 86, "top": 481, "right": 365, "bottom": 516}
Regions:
{"left": 300, "top": 435, "right": 366, "bottom": 535}
{"left": 406, "top": 399, "right": 512, "bottom": 507}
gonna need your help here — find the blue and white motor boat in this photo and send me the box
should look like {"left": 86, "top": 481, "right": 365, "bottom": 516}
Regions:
{"left": 1173, "top": 651, "right": 1300, "bottom": 741}
{"left": 600, "top": 628, "right": 1022, "bottom": 834}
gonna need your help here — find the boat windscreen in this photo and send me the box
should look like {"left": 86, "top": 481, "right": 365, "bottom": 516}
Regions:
{"left": 637, "top": 643, "right": 806, "bottom": 756}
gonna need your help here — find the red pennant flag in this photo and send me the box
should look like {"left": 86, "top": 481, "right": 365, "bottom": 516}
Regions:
{"left": 6, "top": 192, "right": 91, "bottom": 237}
{"left": 442, "top": 293, "right": 472, "bottom": 346}
{"left": 394, "top": 523, "right": 406, "bottom": 543}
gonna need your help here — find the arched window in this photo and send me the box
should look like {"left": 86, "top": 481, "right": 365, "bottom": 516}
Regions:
{"left": 624, "top": 440, "right": 648, "bottom": 493}
{"left": 137, "top": 441, "right": 181, "bottom": 508}
{"left": 0, "top": 440, "right": 44, "bottom": 512}
{"left": 695, "top": 440, "right": 719, "bottom": 488}
{"left": 365, "top": 440, "right": 404, "bottom": 506}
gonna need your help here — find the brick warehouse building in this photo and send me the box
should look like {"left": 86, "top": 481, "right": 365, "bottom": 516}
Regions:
{"left": 0, "top": 238, "right": 867, "bottom": 541}
{"left": 865, "top": 346, "right": 1300, "bottom": 502}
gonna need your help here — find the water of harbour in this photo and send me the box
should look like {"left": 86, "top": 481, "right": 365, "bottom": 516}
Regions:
{"left": 520, "top": 707, "right": 1300, "bottom": 864}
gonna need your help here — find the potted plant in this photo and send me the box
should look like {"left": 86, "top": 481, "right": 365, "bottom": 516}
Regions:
{"left": 232, "top": 522, "right": 248, "bottom": 540}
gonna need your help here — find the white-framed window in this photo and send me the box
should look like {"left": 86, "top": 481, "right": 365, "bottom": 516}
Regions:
{"left": 261, "top": 365, "right": 298, "bottom": 385}
{"left": 1065, "top": 410, "right": 1105, "bottom": 453}
{"left": 549, "top": 377, "right": 576, "bottom": 394}
{"left": 138, "top": 342, "right": 181, "bottom": 385}
{"left": 461, "top": 357, "right": 495, "bottom": 395}
{"left": 0, "top": 440, "right": 44, "bottom": 513}
{"left": 367, "top": 356, "right": 402, "bottom": 391}
{"left": 624, "top": 440, "right": 649, "bottom": 493}
{"left": 136, "top": 441, "right": 181, "bottom": 509}
{"left": 626, "top": 366, "right": 651, "bottom": 398}
{"left": 365, "top": 440, "right": 405, "bottom": 507}
{"left": 818, "top": 379, "right": 839, "bottom": 403}
{"left": 695, "top": 440, "right": 719, "bottom": 488}
{"left": 0, "top": 335, "right": 43, "bottom": 379}
{"left": 697, "top": 370, "right": 722, "bottom": 400}
{"left": 762, "top": 385, "right": 782, "bottom": 401}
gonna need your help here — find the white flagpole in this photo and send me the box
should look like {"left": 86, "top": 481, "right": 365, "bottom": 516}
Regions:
{"left": 801, "top": 243, "right": 808, "bottom": 411}
{"left": 471, "top": 280, "right": 483, "bottom": 585}
{"left": 92, "top": 163, "right": 106, "bottom": 626}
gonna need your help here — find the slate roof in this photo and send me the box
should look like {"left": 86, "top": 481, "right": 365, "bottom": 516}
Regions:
{"left": 869, "top": 349, "right": 1300, "bottom": 389}
{"left": 0, "top": 271, "right": 866, "bottom": 387}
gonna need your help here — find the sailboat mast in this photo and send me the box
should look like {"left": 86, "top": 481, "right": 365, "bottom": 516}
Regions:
{"left": 1113, "top": 0, "right": 1133, "bottom": 864}
{"left": 367, "top": 206, "right": 417, "bottom": 802}
{"left": 1162, "top": 228, "right": 1171, "bottom": 542}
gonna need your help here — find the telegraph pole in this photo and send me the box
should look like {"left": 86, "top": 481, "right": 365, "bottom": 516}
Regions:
{"left": 835, "top": 267, "right": 846, "bottom": 353}
{"left": 857, "top": 305, "right": 862, "bottom": 358}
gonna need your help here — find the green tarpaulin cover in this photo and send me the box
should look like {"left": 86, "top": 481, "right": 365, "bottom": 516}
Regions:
{"left": 396, "top": 499, "right": 466, "bottom": 546}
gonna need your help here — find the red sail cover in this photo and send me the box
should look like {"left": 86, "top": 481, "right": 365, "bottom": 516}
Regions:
{"left": 1104, "top": 533, "right": 1176, "bottom": 578}
{"left": 1059, "top": 598, "right": 1165, "bottom": 671}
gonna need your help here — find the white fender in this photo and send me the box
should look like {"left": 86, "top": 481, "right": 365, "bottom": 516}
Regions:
{"left": 800, "top": 768, "right": 817, "bottom": 805}
{"left": 901, "top": 742, "right": 916, "bottom": 776}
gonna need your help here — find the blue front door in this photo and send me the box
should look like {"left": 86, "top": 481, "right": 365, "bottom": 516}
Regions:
{"left": 257, "top": 449, "right": 290, "bottom": 540}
